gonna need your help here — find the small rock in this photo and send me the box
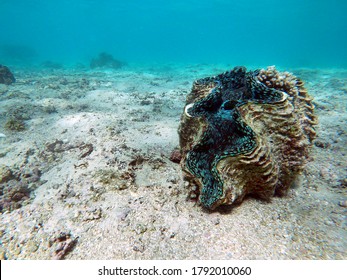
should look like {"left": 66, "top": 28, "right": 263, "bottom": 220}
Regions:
{"left": 324, "top": 220, "right": 335, "bottom": 226}
{"left": 319, "top": 168, "right": 328, "bottom": 178}
{"left": 59, "top": 78, "right": 68, "bottom": 85}
{"left": 291, "top": 235, "right": 299, "bottom": 242}
{"left": 338, "top": 200, "right": 347, "bottom": 207}
{"left": 340, "top": 178, "right": 347, "bottom": 187}
{"left": 170, "top": 149, "right": 182, "bottom": 164}
{"left": 190, "top": 193, "right": 197, "bottom": 199}
{"left": 213, "top": 218, "right": 220, "bottom": 225}
{"left": 184, "top": 234, "right": 194, "bottom": 242}
{"left": 140, "top": 100, "right": 151, "bottom": 105}
{"left": 0, "top": 165, "right": 13, "bottom": 184}
{"left": 116, "top": 207, "right": 131, "bottom": 221}
{"left": 0, "top": 247, "right": 6, "bottom": 260}
{"left": 13, "top": 246, "right": 21, "bottom": 256}
{"left": 314, "top": 140, "right": 330, "bottom": 149}
{"left": 73, "top": 211, "right": 80, "bottom": 218}
{"left": 26, "top": 240, "right": 39, "bottom": 253}
{"left": 51, "top": 233, "right": 78, "bottom": 260}
{"left": 134, "top": 224, "right": 147, "bottom": 235}
{"left": 0, "top": 151, "right": 7, "bottom": 158}
{"left": 82, "top": 207, "right": 102, "bottom": 221}
{"left": 167, "top": 176, "right": 178, "bottom": 184}
{"left": 133, "top": 243, "right": 145, "bottom": 253}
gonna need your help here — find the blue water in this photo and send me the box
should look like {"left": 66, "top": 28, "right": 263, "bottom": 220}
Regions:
{"left": 1, "top": 0, "right": 346, "bottom": 68}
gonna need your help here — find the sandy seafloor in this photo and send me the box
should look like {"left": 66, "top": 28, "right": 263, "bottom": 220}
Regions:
{"left": 0, "top": 63, "right": 346, "bottom": 260}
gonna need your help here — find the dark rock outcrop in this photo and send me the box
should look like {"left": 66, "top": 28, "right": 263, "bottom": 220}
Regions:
{"left": 90, "top": 52, "right": 126, "bottom": 69}
{"left": 0, "top": 65, "right": 15, "bottom": 85}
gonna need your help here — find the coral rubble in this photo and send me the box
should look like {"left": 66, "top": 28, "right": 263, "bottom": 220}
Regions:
{"left": 178, "top": 66, "right": 317, "bottom": 210}
{"left": 50, "top": 232, "right": 78, "bottom": 260}
{"left": 0, "top": 165, "right": 42, "bottom": 213}
{"left": 0, "top": 65, "right": 15, "bottom": 85}
{"left": 4, "top": 118, "right": 26, "bottom": 131}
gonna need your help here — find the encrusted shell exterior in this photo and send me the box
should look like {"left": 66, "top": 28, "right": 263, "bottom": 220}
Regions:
{"left": 178, "top": 66, "right": 317, "bottom": 210}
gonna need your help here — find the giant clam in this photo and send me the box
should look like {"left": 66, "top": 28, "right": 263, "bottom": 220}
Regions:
{"left": 178, "top": 66, "right": 317, "bottom": 210}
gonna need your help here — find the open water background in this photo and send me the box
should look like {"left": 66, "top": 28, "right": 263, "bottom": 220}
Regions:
{"left": 0, "top": 0, "right": 346, "bottom": 68}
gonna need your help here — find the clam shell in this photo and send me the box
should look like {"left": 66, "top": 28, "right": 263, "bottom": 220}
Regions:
{"left": 178, "top": 66, "right": 317, "bottom": 210}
